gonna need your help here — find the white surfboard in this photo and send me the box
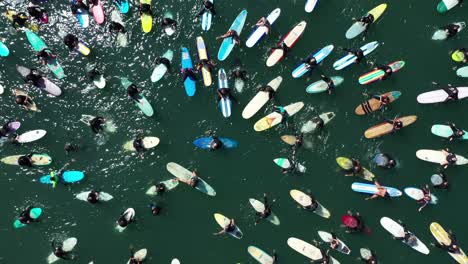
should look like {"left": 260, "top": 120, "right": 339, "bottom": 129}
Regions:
{"left": 245, "top": 8, "right": 281, "bottom": 48}
{"left": 123, "top": 137, "right": 160, "bottom": 151}
{"left": 380, "top": 217, "right": 429, "bottom": 255}
{"left": 76, "top": 191, "right": 113, "bottom": 202}
{"left": 127, "top": 248, "right": 147, "bottom": 264}
{"left": 305, "top": 0, "right": 319, "bottom": 13}
{"left": 171, "top": 259, "right": 181, "bottom": 264}
{"left": 416, "top": 87, "right": 468, "bottom": 104}
{"left": 47, "top": 237, "right": 77, "bottom": 263}
{"left": 416, "top": 149, "right": 468, "bottom": 165}
{"left": 404, "top": 187, "right": 438, "bottom": 204}
{"left": 317, "top": 231, "right": 351, "bottom": 255}
{"left": 17, "top": 129, "right": 47, "bottom": 143}
{"left": 287, "top": 237, "right": 323, "bottom": 260}
{"left": 116, "top": 208, "right": 135, "bottom": 232}
{"left": 242, "top": 76, "right": 282, "bottom": 119}
{"left": 248, "top": 198, "right": 280, "bottom": 225}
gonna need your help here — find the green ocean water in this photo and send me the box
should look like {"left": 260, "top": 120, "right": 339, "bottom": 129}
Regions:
{"left": 1, "top": 0, "right": 468, "bottom": 263}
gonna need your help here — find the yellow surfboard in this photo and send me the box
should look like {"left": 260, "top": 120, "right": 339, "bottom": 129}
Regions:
{"left": 368, "top": 3, "right": 388, "bottom": 22}
{"left": 430, "top": 222, "right": 468, "bottom": 264}
{"left": 196, "top": 36, "right": 212, "bottom": 86}
{"left": 140, "top": 0, "right": 152, "bottom": 33}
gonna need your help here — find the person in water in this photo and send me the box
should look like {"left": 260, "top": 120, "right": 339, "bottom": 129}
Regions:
{"left": 18, "top": 206, "right": 35, "bottom": 224}
{"left": 87, "top": 190, "right": 100, "bottom": 204}
{"left": 15, "top": 92, "right": 34, "bottom": 110}
{"left": 36, "top": 48, "right": 55, "bottom": 65}
{"left": 51, "top": 240, "right": 73, "bottom": 260}
{"left": 343, "top": 47, "right": 365, "bottom": 63}
{"left": 441, "top": 148, "right": 457, "bottom": 169}
{"left": 344, "top": 158, "right": 363, "bottom": 176}
{"left": 49, "top": 163, "right": 70, "bottom": 188}
{"left": 447, "top": 122, "right": 465, "bottom": 141}
{"left": 372, "top": 93, "right": 391, "bottom": 109}
{"left": 149, "top": 203, "right": 161, "bottom": 216}
{"left": 87, "top": 67, "right": 103, "bottom": 82}
{"left": 88, "top": 116, "right": 106, "bottom": 134}
{"left": 209, "top": 135, "right": 224, "bottom": 151}
{"left": 271, "top": 42, "right": 290, "bottom": 54}
{"left": 357, "top": 13, "right": 375, "bottom": 26}
{"left": 435, "top": 231, "right": 462, "bottom": 254}
{"left": 213, "top": 218, "right": 236, "bottom": 236}
{"left": 365, "top": 181, "right": 389, "bottom": 200}
{"left": 117, "top": 209, "right": 135, "bottom": 228}
{"left": 197, "top": 0, "right": 216, "bottom": 17}
{"left": 0, "top": 121, "right": 17, "bottom": 138}
{"left": 216, "top": 30, "right": 241, "bottom": 45}
{"left": 217, "top": 86, "right": 233, "bottom": 102}
{"left": 109, "top": 21, "right": 125, "bottom": 34}
{"left": 140, "top": 1, "right": 151, "bottom": 16}
{"left": 394, "top": 222, "right": 418, "bottom": 245}
{"left": 443, "top": 85, "right": 459, "bottom": 101}
{"left": 256, "top": 17, "right": 271, "bottom": 34}
{"left": 431, "top": 173, "right": 449, "bottom": 190}
{"left": 161, "top": 16, "right": 177, "bottom": 33}
{"left": 254, "top": 193, "right": 272, "bottom": 224}
{"left": 416, "top": 185, "right": 432, "bottom": 212}
{"left": 444, "top": 23, "right": 461, "bottom": 39}
{"left": 385, "top": 118, "right": 403, "bottom": 132}
{"left": 27, "top": 4, "right": 48, "bottom": 23}
{"left": 359, "top": 249, "right": 377, "bottom": 264}
{"left": 375, "top": 153, "right": 397, "bottom": 169}
{"left": 127, "top": 83, "right": 142, "bottom": 102}
{"left": 63, "top": 34, "right": 79, "bottom": 51}
{"left": 177, "top": 170, "right": 200, "bottom": 188}
{"left": 128, "top": 248, "right": 144, "bottom": 264}
{"left": 11, "top": 12, "right": 28, "bottom": 29}
{"left": 17, "top": 153, "right": 36, "bottom": 167}
{"left": 258, "top": 84, "right": 276, "bottom": 99}
{"left": 320, "top": 75, "right": 335, "bottom": 95}
{"left": 303, "top": 193, "right": 319, "bottom": 211}
{"left": 343, "top": 211, "right": 365, "bottom": 233}
{"left": 302, "top": 56, "right": 318, "bottom": 70}
{"left": 24, "top": 68, "right": 43, "bottom": 87}
{"left": 181, "top": 67, "right": 197, "bottom": 83}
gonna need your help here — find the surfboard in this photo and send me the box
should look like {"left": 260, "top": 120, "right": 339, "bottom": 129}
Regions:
{"left": 417, "top": 87, "right": 468, "bottom": 104}
{"left": 355, "top": 91, "right": 401, "bottom": 115}
{"left": 345, "top": 4, "right": 387, "bottom": 39}
{"left": 404, "top": 187, "right": 438, "bottom": 204}
{"left": 416, "top": 149, "right": 468, "bottom": 165}
{"left": 266, "top": 21, "right": 307, "bottom": 67}
{"left": 151, "top": 49, "right": 173, "bottom": 82}
{"left": 318, "top": 231, "right": 351, "bottom": 255}
{"left": 76, "top": 191, "right": 113, "bottom": 202}
{"left": 40, "top": 171, "right": 85, "bottom": 184}
{"left": 123, "top": 137, "right": 160, "bottom": 151}
{"left": 1, "top": 154, "right": 51, "bottom": 166}
{"left": 380, "top": 217, "right": 429, "bottom": 255}
{"left": 145, "top": 179, "right": 179, "bottom": 195}
{"left": 193, "top": 137, "right": 238, "bottom": 149}
{"left": 116, "top": 208, "right": 135, "bottom": 232}
{"left": 336, "top": 157, "right": 375, "bottom": 181}
{"left": 358, "top": 61, "right": 405, "bottom": 85}
{"left": 305, "top": 76, "right": 344, "bottom": 93}
{"left": 201, "top": 0, "right": 214, "bottom": 31}
{"left": 217, "top": 10, "right": 247, "bottom": 61}
{"left": 249, "top": 198, "right": 280, "bottom": 225}
{"left": 245, "top": 8, "right": 281, "bottom": 48}
{"left": 217, "top": 68, "right": 231, "bottom": 118}
{"left": 292, "top": 45, "right": 334, "bottom": 78}
{"left": 196, "top": 36, "right": 212, "bottom": 86}
{"left": 351, "top": 182, "right": 402, "bottom": 197}
{"left": 430, "top": 222, "right": 468, "bottom": 263}
{"left": 300, "top": 112, "right": 335, "bottom": 133}
{"left": 247, "top": 246, "right": 274, "bottom": 264}
{"left": 333, "top": 41, "right": 379, "bottom": 70}
{"left": 289, "top": 189, "right": 331, "bottom": 218}
{"left": 181, "top": 47, "right": 196, "bottom": 96}
{"left": 17, "top": 129, "right": 47, "bottom": 143}
{"left": 431, "top": 124, "right": 468, "bottom": 139}
{"left": 364, "top": 115, "right": 417, "bottom": 139}
{"left": 214, "top": 213, "right": 243, "bottom": 239}
{"left": 166, "top": 162, "right": 216, "bottom": 196}
{"left": 242, "top": 76, "right": 282, "bottom": 119}
{"left": 254, "top": 102, "right": 304, "bottom": 132}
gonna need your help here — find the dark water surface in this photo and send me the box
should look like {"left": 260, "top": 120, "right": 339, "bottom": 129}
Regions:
{"left": 1, "top": 0, "right": 467, "bottom": 263}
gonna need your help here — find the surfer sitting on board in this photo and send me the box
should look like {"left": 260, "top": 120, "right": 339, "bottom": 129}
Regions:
{"left": 416, "top": 185, "right": 432, "bottom": 212}
{"left": 303, "top": 56, "right": 318, "bottom": 70}
{"left": 89, "top": 116, "right": 106, "bottom": 134}
{"left": 209, "top": 136, "right": 224, "bottom": 151}
{"left": 255, "top": 193, "right": 272, "bottom": 224}
{"left": 197, "top": 0, "right": 216, "bottom": 17}
{"left": 213, "top": 218, "right": 236, "bottom": 235}
{"left": 87, "top": 190, "right": 100, "bottom": 204}
{"left": 132, "top": 134, "right": 147, "bottom": 154}
{"left": 177, "top": 170, "right": 200, "bottom": 188}
{"left": 87, "top": 67, "right": 104, "bottom": 81}
{"left": 360, "top": 249, "right": 377, "bottom": 264}
{"left": 18, "top": 153, "right": 35, "bottom": 167}
{"left": 344, "top": 158, "right": 362, "bottom": 176}
{"left": 15, "top": 93, "right": 34, "bottom": 110}
{"left": 51, "top": 240, "right": 73, "bottom": 260}
{"left": 375, "top": 64, "right": 392, "bottom": 80}
{"left": 393, "top": 222, "right": 417, "bottom": 245}
{"left": 181, "top": 68, "right": 197, "bottom": 82}
{"left": 196, "top": 59, "right": 215, "bottom": 72}
{"left": 216, "top": 30, "right": 241, "bottom": 45}
{"left": 444, "top": 23, "right": 461, "bottom": 39}
{"left": 372, "top": 94, "right": 390, "bottom": 108}
{"left": 431, "top": 173, "right": 449, "bottom": 189}
{"left": 365, "top": 181, "right": 389, "bottom": 200}
{"left": 10, "top": 12, "right": 28, "bottom": 29}
{"left": 385, "top": 118, "right": 403, "bottom": 132}
{"left": 140, "top": 2, "right": 152, "bottom": 15}
{"left": 375, "top": 153, "right": 396, "bottom": 169}
{"left": 343, "top": 47, "right": 364, "bottom": 63}
{"left": 327, "top": 232, "right": 340, "bottom": 250}
{"left": 155, "top": 56, "right": 171, "bottom": 70}
{"left": 27, "top": 5, "right": 47, "bottom": 23}
{"left": 36, "top": 48, "right": 56, "bottom": 65}
{"left": 18, "top": 206, "right": 35, "bottom": 224}
{"left": 161, "top": 17, "right": 177, "bottom": 32}
{"left": 258, "top": 84, "right": 276, "bottom": 99}
{"left": 435, "top": 231, "right": 462, "bottom": 254}
{"left": 447, "top": 122, "right": 465, "bottom": 141}
{"left": 217, "top": 87, "right": 234, "bottom": 102}
{"left": 256, "top": 17, "right": 271, "bottom": 34}
{"left": 357, "top": 13, "right": 375, "bottom": 27}
{"left": 294, "top": 133, "right": 303, "bottom": 149}
{"left": 320, "top": 75, "right": 335, "bottom": 95}
{"left": 127, "top": 83, "right": 143, "bottom": 102}
{"left": 117, "top": 210, "right": 135, "bottom": 228}
{"left": 441, "top": 148, "right": 457, "bottom": 169}
{"left": 442, "top": 85, "right": 459, "bottom": 101}
{"left": 271, "top": 42, "right": 290, "bottom": 54}
{"left": 63, "top": 34, "right": 79, "bottom": 51}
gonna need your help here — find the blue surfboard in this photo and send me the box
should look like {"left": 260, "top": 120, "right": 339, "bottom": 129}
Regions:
{"left": 40, "top": 171, "right": 85, "bottom": 184}
{"left": 217, "top": 68, "right": 231, "bottom": 117}
{"left": 292, "top": 45, "right": 334, "bottom": 78}
{"left": 193, "top": 137, "right": 238, "bottom": 149}
{"left": 114, "top": 0, "right": 129, "bottom": 13}
{"left": 13, "top": 208, "right": 42, "bottom": 228}
{"left": 72, "top": 0, "right": 90, "bottom": 28}
{"left": 181, "top": 47, "right": 196, "bottom": 96}
{"left": 351, "top": 182, "right": 402, "bottom": 197}
{"left": 217, "top": 10, "right": 247, "bottom": 61}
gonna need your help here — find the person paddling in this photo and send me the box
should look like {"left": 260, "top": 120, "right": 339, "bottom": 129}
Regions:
{"left": 441, "top": 148, "right": 457, "bottom": 169}
{"left": 216, "top": 30, "right": 241, "bottom": 45}
{"left": 197, "top": 0, "right": 216, "bottom": 17}
{"left": 320, "top": 75, "right": 335, "bottom": 95}
{"left": 447, "top": 122, "right": 465, "bottom": 141}
{"left": 51, "top": 240, "right": 73, "bottom": 260}
{"left": 213, "top": 218, "right": 236, "bottom": 236}
{"left": 416, "top": 185, "right": 432, "bottom": 212}
{"left": 365, "top": 181, "right": 389, "bottom": 200}
{"left": 254, "top": 193, "right": 273, "bottom": 224}
{"left": 375, "top": 64, "right": 393, "bottom": 80}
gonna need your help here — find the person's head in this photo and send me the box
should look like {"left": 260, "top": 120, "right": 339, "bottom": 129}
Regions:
{"left": 449, "top": 155, "right": 457, "bottom": 163}
{"left": 395, "top": 121, "right": 403, "bottom": 128}
{"left": 18, "top": 156, "right": 31, "bottom": 166}
{"left": 386, "top": 68, "right": 392, "bottom": 73}
{"left": 457, "top": 130, "right": 464, "bottom": 136}
{"left": 452, "top": 244, "right": 460, "bottom": 251}
{"left": 388, "top": 159, "right": 396, "bottom": 167}
{"left": 151, "top": 206, "right": 160, "bottom": 216}
{"left": 15, "top": 96, "right": 25, "bottom": 105}
{"left": 382, "top": 96, "right": 390, "bottom": 103}
{"left": 118, "top": 218, "right": 127, "bottom": 226}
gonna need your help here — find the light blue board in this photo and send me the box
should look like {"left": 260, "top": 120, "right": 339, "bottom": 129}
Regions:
{"left": 333, "top": 41, "right": 379, "bottom": 70}
{"left": 217, "top": 10, "right": 247, "bottom": 61}
{"left": 217, "top": 69, "right": 231, "bottom": 117}
{"left": 292, "top": 45, "right": 334, "bottom": 78}
{"left": 201, "top": 0, "right": 214, "bottom": 31}
{"left": 181, "top": 47, "right": 196, "bottom": 96}
{"left": 13, "top": 208, "right": 42, "bottom": 229}
{"left": 40, "top": 171, "right": 85, "bottom": 184}
{"left": 72, "top": 0, "right": 90, "bottom": 28}
{"left": 0, "top": 41, "right": 9, "bottom": 56}
{"left": 114, "top": 0, "right": 129, "bottom": 14}
{"left": 193, "top": 137, "right": 238, "bottom": 149}
{"left": 351, "top": 182, "right": 402, "bottom": 197}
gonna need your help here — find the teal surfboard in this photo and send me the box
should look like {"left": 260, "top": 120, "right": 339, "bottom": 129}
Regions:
{"left": 181, "top": 47, "right": 196, "bottom": 96}
{"left": 25, "top": 30, "right": 65, "bottom": 79}
{"left": 13, "top": 208, "right": 42, "bottom": 228}
{"left": 39, "top": 171, "right": 85, "bottom": 184}
{"left": 217, "top": 10, "right": 247, "bottom": 61}
{"left": 121, "top": 78, "right": 154, "bottom": 117}
{"left": 0, "top": 41, "right": 10, "bottom": 57}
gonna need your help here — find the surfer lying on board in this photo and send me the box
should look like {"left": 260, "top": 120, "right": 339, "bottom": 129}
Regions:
{"left": 357, "top": 13, "right": 375, "bottom": 27}
{"left": 213, "top": 218, "right": 236, "bottom": 235}
{"left": 15, "top": 92, "right": 34, "bottom": 110}
{"left": 320, "top": 75, "right": 335, "bottom": 95}
{"left": 89, "top": 116, "right": 106, "bottom": 134}
{"left": 447, "top": 122, "right": 465, "bottom": 141}
{"left": 375, "top": 64, "right": 392, "bottom": 80}
{"left": 444, "top": 23, "right": 461, "bottom": 39}
{"left": 161, "top": 17, "right": 177, "bottom": 32}
{"left": 181, "top": 68, "right": 197, "bottom": 82}
{"left": 257, "top": 84, "right": 276, "bottom": 99}
{"left": 385, "top": 118, "right": 403, "bottom": 132}
{"left": 154, "top": 56, "right": 171, "bottom": 71}
{"left": 255, "top": 194, "right": 272, "bottom": 224}
{"left": 71, "top": 0, "right": 89, "bottom": 14}
{"left": 177, "top": 170, "right": 200, "bottom": 188}
{"left": 393, "top": 222, "right": 418, "bottom": 245}
{"left": 372, "top": 94, "right": 390, "bottom": 108}
{"left": 431, "top": 173, "right": 449, "bottom": 189}
{"left": 87, "top": 190, "right": 100, "bottom": 204}
{"left": 365, "top": 181, "right": 389, "bottom": 200}
{"left": 36, "top": 48, "right": 56, "bottom": 65}
{"left": 344, "top": 158, "right": 362, "bottom": 176}
{"left": 435, "top": 231, "right": 462, "bottom": 254}
{"left": 217, "top": 87, "right": 236, "bottom": 102}
{"left": 360, "top": 249, "right": 377, "bottom": 264}
{"left": 216, "top": 30, "right": 241, "bottom": 45}
{"left": 256, "top": 17, "right": 271, "bottom": 34}
{"left": 343, "top": 47, "right": 364, "bottom": 63}
{"left": 18, "top": 153, "right": 36, "bottom": 167}
{"left": 197, "top": 0, "right": 216, "bottom": 17}
{"left": 441, "top": 148, "right": 457, "bottom": 169}
{"left": 302, "top": 56, "right": 318, "bottom": 70}
{"left": 273, "top": 106, "right": 289, "bottom": 123}
{"left": 18, "top": 206, "right": 35, "bottom": 224}
{"left": 127, "top": 83, "right": 143, "bottom": 102}
{"left": 416, "top": 185, "right": 432, "bottom": 212}
{"left": 49, "top": 162, "right": 71, "bottom": 188}
{"left": 312, "top": 242, "right": 331, "bottom": 264}
{"left": 196, "top": 59, "right": 215, "bottom": 72}
{"left": 51, "top": 240, "right": 73, "bottom": 260}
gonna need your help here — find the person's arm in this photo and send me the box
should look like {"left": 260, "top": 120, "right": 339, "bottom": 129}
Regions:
{"left": 418, "top": 203, "right": 428, "bottom": 212}
{"left": 213, "top": 229, "right": 225, "bottom": 235}
{"left": 365, "top": 194, "right": 379, "bottom": 200}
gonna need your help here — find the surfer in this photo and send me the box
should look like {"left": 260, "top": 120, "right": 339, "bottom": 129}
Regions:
{"left": 273, "top": 105, "right": 290, "bottom": 123}
{"left": 15, "top": 92, "right": 35, "bottom": 110}
{"left": 149, "top": 203, "right": 161, "bottom": 216}
{"left": 71, "top": 0, "right": 89, "bottom": 15}
{"left": 257, "top": 84, "right": 276, "bottom": 99}
{"left": 456, "top": 48, "right": 468, "bottom": 63}
{"left": 161, "top": 16, "right": 177, "bottom": 33}
{"left": 63, "top": 34, "right": 79, "bottom": 51}
{"left": 51, "top": 240, "right": 73, "bottom": 260}
{"left": 27, "top": 5, "right": 48, "bottom": 23}
{"left": 153, "top": 182, "right": 166, "bottom": 194}
{"left": 197, "top": 0, "right": 216, "bottom": 17}
{"left": 375, "top": 64, "right": 393, "bottom": 80}
{"left": 196, "top": 59, "right": 216, "bottom": 72}
{"left": 443, "top": 85, "right": 459, "bottom": 101}
{"left": 36, "top": 48, "right": 56, "bottom": 65}
{"left": 271, "top": 42, "right": 290, "bottom": 54}
{"left": 213, "top": 218, "right": 236, "bottom": 236}
{"left": 444, "top": 23, "right": 462, "bottom": 39}
{"left": 23, "top": 68, "right": 43, "bottom": 87}
{"left": 140, "top": 1, "right": 151, "bottom": 16}
{"left": 435, "top": 231, "right": 462, "bottom": 254}
{"left": 18, "top": 206, "right": 35, "bottom": 224}
{"left": 343, "top": 47, "right": 365, "bottom": 63}
{"left": 312, "top": 243, "right": 331, "bottom": 264}
{"left": 320, "top": 75, "right": 335, "bottom": 95}
{"left": 343, "top": 211, "right": 366, "bottom": 233}
{"left": 230, "top": 67, "right": 247, "bottom": 82}
{"left": 10, "top": 12, "right": 29, "bottom": 29}
{"left": 89, "top": 116, "right": 106, "bottom": 134}
{"left": 0, "top": 121, "right": 17, "bottom": 138}
{"left": 155, "top": 55, "right": 172, "bottom": 71}
{"left": 216, "top": 30, "right": 241, "bottom": 45}
{"left": 372, "top": 93, "right": 391, "bottom": 108}
{"left": 385, "top": 118, "right": 403, "bottom": 132}
{"left": 181, "top": 68, "right": 197, "bottom": 83}
{"left": 87, "top": 67, "right": 103, "bottom": 82}
{"left": 109, "top": 21, "right": 126, "bottom": 33}
{"left": 327, "top": 233, "right": 340, "bottom": 250}
{"left": 132, "top": 134, "right": 146, "bottom": 153}
{"left": 416, "top": 185, "right": 432, "bottom": 212}
{"left": 302, "top": 56, "right": 318, "bottom": 70}
{"left": 303, "top": 194, "right": 319, "bottom": 211}
{"left": 394, "top": 222, "right": 418, "bottom": 245}
{"left": 127, "top": 83, "right": 143, "bottom": 103}
{"left": 117, "top": 209, "right": 135, "bottom": 228}
{"left": 17, "top": 153, "right": 35, "bottom": 167}
{"left": 49, "top": 163, "right": 71, "bottom": 188}
{"left": 64, "top": 142, "right": 80, "bottom": 153}
{"left": 431, "top": 173, "right": 449, "bottom": 189}
{"left": 357, "top": 13, "right": 375, "bottom": 27}
{"left": 374, "top": 153, "right": 397, "bottom": 169}
{"left": 344, "top": 158, "right": 363, "bottom": 176}
{"left": 177, "top": 170, "right": 200, "bottom": 188}
{"left": 255, "top": 193, "right": 272, "bottom": 224}
{"left": 256, "top": 17, "right": 271, "bottom": 34}
{"left": 217, "top": 86, "right": 233, "bottom": 102}
{"left": 447, "top": 122, "right": 465, "bottom": 141}
{"left": 441, "top": 148, "right": 457, "bottom": 169}
{"left": 87, "top": 190, "right": 100, "bottom": 204}
{"left": 209, "top": 136, "right": 224, "bottom": 150}
{"left": 365, "top": 181, "right": 389, "bottom": 200}
{"left": 129, "top": 248, "right": 144, "bottom": 264}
